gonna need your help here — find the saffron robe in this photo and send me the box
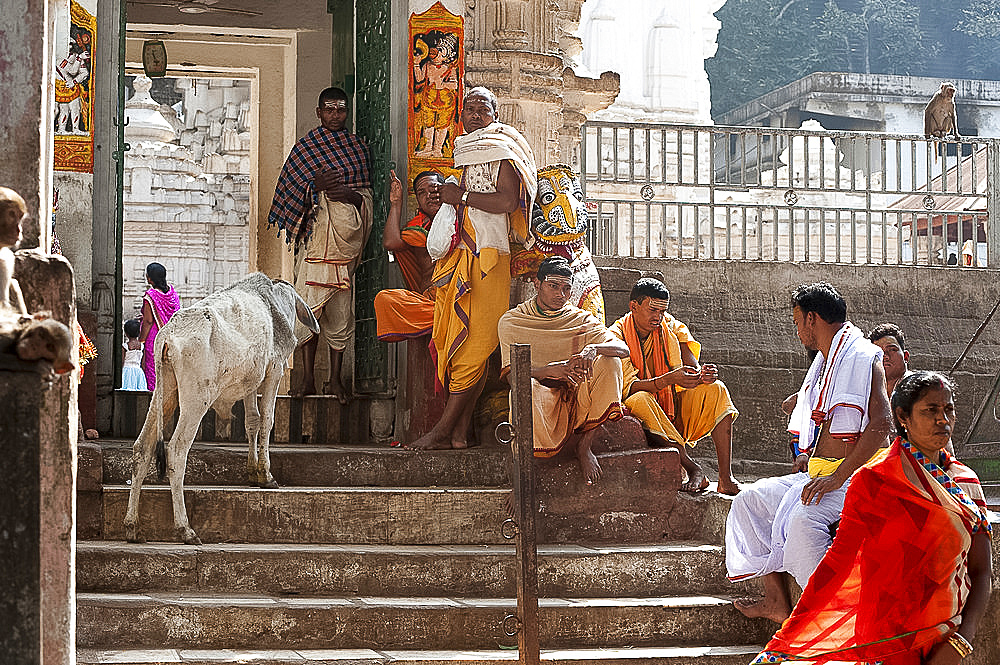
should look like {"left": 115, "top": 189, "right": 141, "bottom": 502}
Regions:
{"left": 432, "top": 122, "right": 537, "bottom": 392}
{"left": 609, "top": 313, "right": 738, "bottom": 447}
{"left": 497, "top": 299, "right": 624, "bottom": 457}
{"left": 753, "top": 438, "right": 991, "bottom": 665}
{"left": 374, "top": 212, "right": 435, "bottom": 342}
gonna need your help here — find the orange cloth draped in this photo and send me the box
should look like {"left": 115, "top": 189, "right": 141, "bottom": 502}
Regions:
{"left": 375, "top": 212, "right": 435, "bottom": 342}
{"left": 396, "top": 212, "right": 432, "bottom": 292}
{"left": 374, "top": 288, "right": 435, "bottom": 342}
{"left": 753, "top": 438, "right": 991, "bottom": 665}
{"left": 613, "top": 312, "right": 700, "bottom": 421}
{"left": 498, "top": 299, "right": 624, "bottom": 457}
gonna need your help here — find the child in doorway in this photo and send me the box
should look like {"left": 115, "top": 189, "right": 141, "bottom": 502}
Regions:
{"left": 121, "top": 318, "right": 147, "bottom": 391}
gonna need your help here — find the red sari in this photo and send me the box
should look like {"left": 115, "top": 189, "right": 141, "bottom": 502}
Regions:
{"left": 753, "top": 438, "right": 991, "bottom": 665}
{"left": 142, "top": 285, "right": 180, "bottom": 391}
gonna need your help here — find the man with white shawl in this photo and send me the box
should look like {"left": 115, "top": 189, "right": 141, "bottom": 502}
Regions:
{"left": 725, "top": 282, "right": 893, "bottom": 624}
{"left": 409, "top": 86, "right": 538, "bottom": 450}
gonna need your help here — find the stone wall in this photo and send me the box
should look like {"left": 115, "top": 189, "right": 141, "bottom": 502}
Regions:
{"left": 595, "top": 258, "right": 1000, "bottom": 464}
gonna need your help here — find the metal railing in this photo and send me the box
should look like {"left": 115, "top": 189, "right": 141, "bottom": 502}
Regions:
{"left": 580, "top": 122, "right": 1000, "bottom": 267}
{"left": 497, "top": 344, "right": 540, "bottom": 665}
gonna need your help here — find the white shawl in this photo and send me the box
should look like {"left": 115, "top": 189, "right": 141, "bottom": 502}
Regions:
{"left": 788, "top": 322, "right": 882, "bottom": 450}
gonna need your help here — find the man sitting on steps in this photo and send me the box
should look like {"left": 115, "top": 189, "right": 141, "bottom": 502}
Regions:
{"left": 497, "top": 256, "right": 630, "bottom": 483}
{"left": 725, "top": 283, "right": 893, "bottom": 623}
{"left": 609, "top": 278, "right": 741, "bottom": 495}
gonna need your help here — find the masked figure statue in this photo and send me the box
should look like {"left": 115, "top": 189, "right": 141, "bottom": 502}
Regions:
{"left": 512, "top": 164, "right": 606, "bottom": 324}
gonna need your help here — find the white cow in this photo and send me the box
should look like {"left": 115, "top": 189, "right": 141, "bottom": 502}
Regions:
{"left": 123, "top": 273, "right": 320, "bottom": 545}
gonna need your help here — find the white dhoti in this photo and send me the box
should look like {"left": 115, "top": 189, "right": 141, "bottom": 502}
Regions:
{"left": 725, "top": 472, "right": 850, "bottom": 589}
{"left": 294, "top": 190, "right": 373, "bottom": 350}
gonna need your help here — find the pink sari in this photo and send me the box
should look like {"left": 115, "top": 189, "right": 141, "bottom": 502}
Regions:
{"left": 142, "top": 286, "right": 180, "bottom": 390}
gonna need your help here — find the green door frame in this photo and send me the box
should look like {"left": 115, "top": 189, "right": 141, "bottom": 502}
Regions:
{"left": 329, "top": 0, "right": 393, "bottom": 394}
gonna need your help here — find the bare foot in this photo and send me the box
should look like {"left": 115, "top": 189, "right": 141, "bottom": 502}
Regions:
{"left": 680, "top": 464, "right": 709, "bottom": 492}
{"left": 577, "top": 446, "right": 602, "bottom": 485}
{"left": 323, "top": 380, "right": 349, "bottom": 405}
{"left": 451, "top": 438, "right": 470, "bottom": 449}
{"left": 406, "top": 431, "right": 454, "bottom": 450}
{"left": 733, "top": 595, "right": 792, "bottom": 623}
{"left": 716, "top": 477, "right": 741, "bottom": 496}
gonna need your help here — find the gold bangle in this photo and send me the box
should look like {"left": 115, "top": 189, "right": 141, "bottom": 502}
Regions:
{"left": 948, "top": 633, "right": 974, "bottom": 658}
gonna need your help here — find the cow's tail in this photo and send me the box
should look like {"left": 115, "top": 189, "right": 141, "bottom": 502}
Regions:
{"left": 153, "top": 339, "right": 168, "bottom": 481}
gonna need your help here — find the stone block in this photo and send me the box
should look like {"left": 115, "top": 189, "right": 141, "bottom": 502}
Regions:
{"left": 535, "top": 445, "right": 684, "bottom": 543}
{"left": 77, "top": 441, "right": 104, "bottom": 540}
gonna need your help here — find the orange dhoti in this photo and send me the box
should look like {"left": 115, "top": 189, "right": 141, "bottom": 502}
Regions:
{"left": 374, "top": 288, "right": 435, "bottom": 342}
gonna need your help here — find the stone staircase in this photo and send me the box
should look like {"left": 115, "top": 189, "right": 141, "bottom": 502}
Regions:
{"left": 76, "top": 402, "right": 774, "bottom": 665}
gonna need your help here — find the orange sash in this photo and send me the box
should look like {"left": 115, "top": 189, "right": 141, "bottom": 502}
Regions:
{"left": 619, "top": 313, "right": 676, "bottom": 420}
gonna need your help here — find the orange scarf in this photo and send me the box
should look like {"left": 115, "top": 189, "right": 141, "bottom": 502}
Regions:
{"left": 753, "top": 439, "right": 989, "bottom": 664}
{"left": 619, "top": 313, "right": 676, "bottom": 420}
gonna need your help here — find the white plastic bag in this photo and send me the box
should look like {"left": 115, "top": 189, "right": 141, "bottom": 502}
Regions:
{"left": 426, "top": 175, "right": 460, "bottom": 261}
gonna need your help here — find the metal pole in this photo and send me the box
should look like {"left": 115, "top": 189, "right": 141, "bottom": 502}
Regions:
{"left": 987, "top": 142, "right": 1000, "bottom": 268}
{"left": 509, "top": 343, "right": 539, "bottom": 665}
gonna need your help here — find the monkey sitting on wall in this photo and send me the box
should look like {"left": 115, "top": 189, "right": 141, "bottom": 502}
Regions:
{"left": 0, "top": 186, "right": 28, "bottom": 315}
{"left": 924, "top": 82, "right": 960, "bottom": 139}
{"left": 0, "top": 309, "right": 75, "bottom": 377}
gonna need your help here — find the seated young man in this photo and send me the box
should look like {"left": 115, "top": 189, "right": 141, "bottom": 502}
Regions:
{"left": 373, "top": 169, "right": 443, "bottom": 342}
{"left": 497, "top": 256, "right": 630, "bottom": 483}
{"left": 725, "top": 283, "right": 893, "bottom": 623}
{"left": 609, "top": 278, "right": 740, "bottom": 495}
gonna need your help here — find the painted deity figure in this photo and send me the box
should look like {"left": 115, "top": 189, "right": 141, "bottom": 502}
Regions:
{"left": 513, "top": 164, "right": 606, "bottom": 324}
{"left": 55, "top": 31, "right": 91, "bottom": 135}
{"left": 412, "top": 30, "right": 459, "bottom": 159}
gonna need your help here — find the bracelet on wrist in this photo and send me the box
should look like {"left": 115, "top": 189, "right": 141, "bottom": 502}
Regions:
{"left": 948, "top": 633, "right": 973, "bottom": 658}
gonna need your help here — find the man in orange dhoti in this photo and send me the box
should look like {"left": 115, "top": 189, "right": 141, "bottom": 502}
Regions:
{"left": 497, "top": 257, "right": 629, "bottom": 482}
{"left": 609, "top": 278, "right": 741, "bottom": 495}
{"left": 373, "top": 170, "right": 442, "bottom": 341}
{"left": 409, "top": 87, "right": 538, "bottom": 450}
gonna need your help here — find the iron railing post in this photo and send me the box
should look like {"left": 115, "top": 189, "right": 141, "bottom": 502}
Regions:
{"left": 509, "top": 343, "right": 540, "bottom": 665}
{"left": 988, "top": 142, "right": 1000, "bottom": 268}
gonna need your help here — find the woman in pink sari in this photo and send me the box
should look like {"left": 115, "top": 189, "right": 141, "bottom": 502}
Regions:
{"left": 139, "top": 262, "right": 180, "bottom": 390}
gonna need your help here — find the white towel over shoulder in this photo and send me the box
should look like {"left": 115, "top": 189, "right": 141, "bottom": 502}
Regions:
{"left": 787, "top": 322, "right": 882, "bottom": 448}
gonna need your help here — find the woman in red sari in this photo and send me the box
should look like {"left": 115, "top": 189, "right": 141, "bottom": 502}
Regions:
{"left": 139, "top": 262, "right": 180, "bottom": 391}
{"left": 753, "top": 370, "right": 992, "bottom": 665}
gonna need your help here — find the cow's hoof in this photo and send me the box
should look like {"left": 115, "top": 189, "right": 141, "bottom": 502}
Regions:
{"left": 124, "top": 525, "right": 145, "bottom": 543}
{"left": 178, "top": 527, "right": 202, "bottom": 545}
{"left": 260, "top": 479, "right": 279, "bottom": 490}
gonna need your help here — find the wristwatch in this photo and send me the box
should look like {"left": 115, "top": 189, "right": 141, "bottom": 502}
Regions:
{"left": 461, "top": 189, "right": 470, "bottom": 204}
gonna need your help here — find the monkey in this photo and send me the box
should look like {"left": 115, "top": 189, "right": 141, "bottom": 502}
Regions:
{"left": 924, "top": 82, "right": 960, "bottom": 140}
{"left": 0, "top": 309, "right": 75, "bottom": 376}
{"left": 0, "top": 187, "right": 28, "bottom": 315}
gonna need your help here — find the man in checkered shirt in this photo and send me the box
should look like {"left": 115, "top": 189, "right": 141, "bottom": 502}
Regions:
{"left": 268, "top": 87, "right": 373, "bottom": 401}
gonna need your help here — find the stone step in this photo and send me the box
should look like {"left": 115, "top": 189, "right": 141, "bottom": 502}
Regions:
{"left": 97, "top": 439, "right": 510, "bottom": 488}
{"left": 113, "top": 391, "right": 383, "bottom": 446}
{"left": 76, "top": 593, "right": 776, "bottom": 651}
{"left": 76, "top": 645, "right": 766, "bottom": 665}
{"left": 77, "top": 542, "right": 756, "bottom": 598}
{"left": 96, "top": 448, "right": 704, "bottom": 545}
{"left": 100, "top": 485, "right": 508, "bottom": 545}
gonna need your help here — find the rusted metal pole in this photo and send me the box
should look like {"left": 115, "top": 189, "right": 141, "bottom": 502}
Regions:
{"left": 509, "top": 344, "right": 540, "bottom": 665}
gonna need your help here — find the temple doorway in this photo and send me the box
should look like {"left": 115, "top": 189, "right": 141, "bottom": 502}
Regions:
{"left": 120, "top": 72, "right": 254, "bottom": 321}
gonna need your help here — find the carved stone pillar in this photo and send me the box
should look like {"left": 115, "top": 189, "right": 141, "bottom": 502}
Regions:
{"left": 494, "top": 0, "right": 529, "bottom": 49}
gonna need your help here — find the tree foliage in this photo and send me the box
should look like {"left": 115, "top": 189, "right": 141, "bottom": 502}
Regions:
{"left": 708, "top": 0, "right": 1000, "bottom": 118}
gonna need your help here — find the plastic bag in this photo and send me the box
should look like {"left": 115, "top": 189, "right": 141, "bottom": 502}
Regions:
{"left": 427, "top": 175, "right": 460, "bottom": 261}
